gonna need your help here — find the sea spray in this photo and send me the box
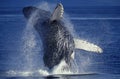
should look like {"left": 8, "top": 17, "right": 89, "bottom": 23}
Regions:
{"left": 21, "top": 8, "right": 47, "bottom": 71}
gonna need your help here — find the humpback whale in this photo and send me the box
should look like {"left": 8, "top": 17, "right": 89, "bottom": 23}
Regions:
{"left": 23, "top": 3, "right": 103, "bottom": 70}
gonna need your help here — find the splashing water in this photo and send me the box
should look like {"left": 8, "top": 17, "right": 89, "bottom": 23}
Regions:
{"left": 6, "top": 2, "right": 94, "bottom": 77}
{"left": 21, "top": 12, "right": 42, "bottom": 71}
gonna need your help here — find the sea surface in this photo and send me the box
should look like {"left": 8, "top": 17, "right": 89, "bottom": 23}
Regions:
{"left": 0, "top": 3, "right": 120, "bottom": 79}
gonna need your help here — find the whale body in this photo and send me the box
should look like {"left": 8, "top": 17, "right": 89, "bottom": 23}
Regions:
{"left": 23, "top": 3, "right": 103, "bottom": 69}
{"left": 23, "top": 3, "right": 75, "bottom": 69}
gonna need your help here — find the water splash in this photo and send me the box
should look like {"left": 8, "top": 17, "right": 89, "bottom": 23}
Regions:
{"left": 21, "top": 14, "right": 41, "bottom": 70}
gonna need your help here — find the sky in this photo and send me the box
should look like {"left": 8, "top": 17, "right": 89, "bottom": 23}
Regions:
{"left": 0, "top": 0, "right": 120, "bottom": 8}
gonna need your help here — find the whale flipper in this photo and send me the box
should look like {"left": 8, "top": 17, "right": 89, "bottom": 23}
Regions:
{"left": 74, "top": 39, "right": 103, "bottom": 53}
{"left": 50, "top": 3, "right": 64, "bottom": 21}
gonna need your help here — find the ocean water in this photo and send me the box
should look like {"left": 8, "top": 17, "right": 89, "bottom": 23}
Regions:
{"left": 0, "top": 3, "right": 120, "bottom": 79}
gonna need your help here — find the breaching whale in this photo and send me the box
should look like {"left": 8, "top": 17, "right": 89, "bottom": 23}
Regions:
{"left": 23, "top": 3, "right": 103, "bottom": 69}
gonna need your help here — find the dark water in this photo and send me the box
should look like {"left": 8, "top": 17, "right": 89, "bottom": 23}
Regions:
{"left": 0, "top": 74, "right": 120, "bottom": 79}
{"left": 0, "top": 3, "right": 120, "bottom": 79}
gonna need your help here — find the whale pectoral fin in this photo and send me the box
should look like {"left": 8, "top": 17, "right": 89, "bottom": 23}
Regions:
{"left": 50, "top": 3, "right": 64, "bottom": 21}
{"left": 74, "top": 39, "right": 103, "bottom": 53}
